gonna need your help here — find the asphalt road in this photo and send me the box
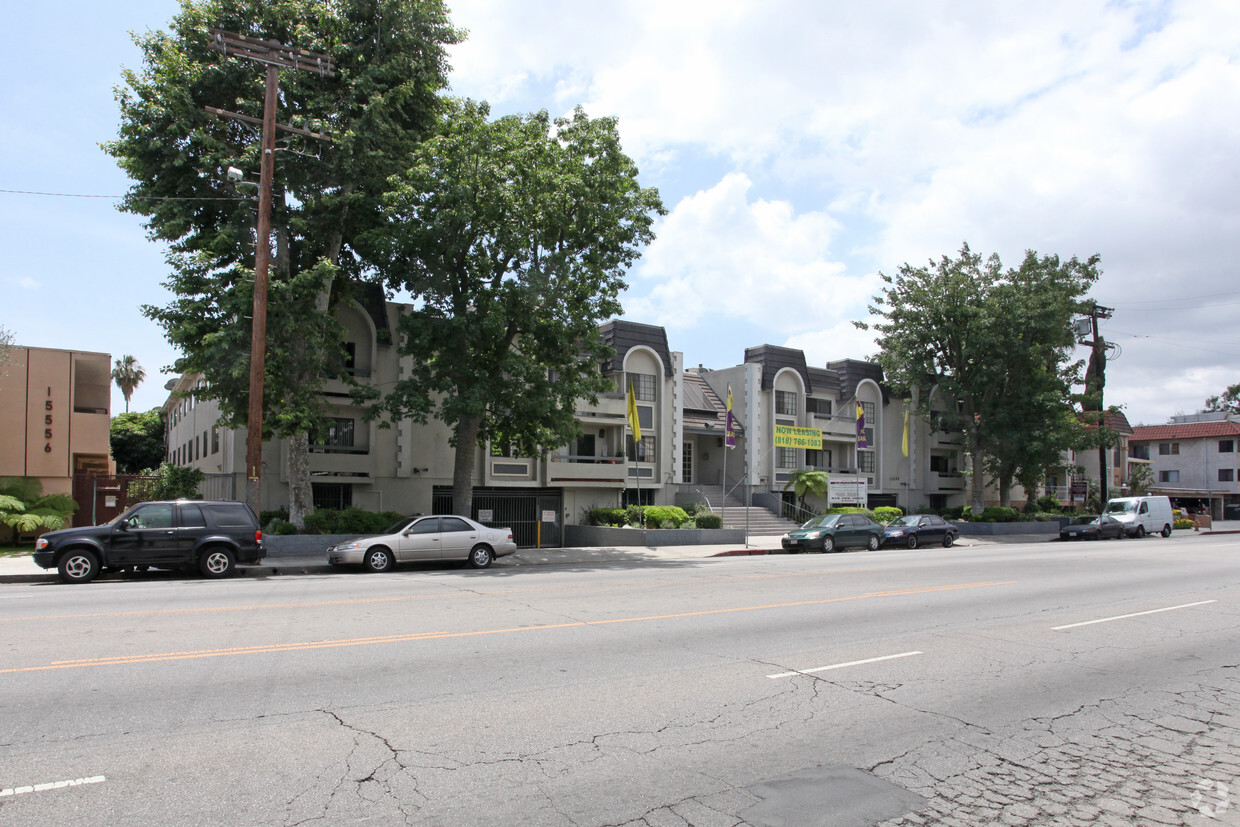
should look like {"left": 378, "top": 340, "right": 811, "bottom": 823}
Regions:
{"left": 1, "top": 535, "right": 1237, "bottom": 826}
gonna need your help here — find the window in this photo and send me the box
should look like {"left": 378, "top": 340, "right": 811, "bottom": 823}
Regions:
{"left": 637, "top": 406, "right": 654, "bottom": 431}
{"left": 805, "top": 448, "right": 831, "bottom": 470}
{"left": 858, "top": 450, "right": 875, "bottom": 474}
{"left": 1159, "top": 470, "right": 1180, "bottom": 483}
{"left": 1219, "top": 469, "right": 1235, "bottom": 482}
{"left": 1220, "top": 440, "right": 1235, "bottom": 453}
{"left": 1159, "top": 442, "right": 1179, "bottom": 455}
{"left": 312, "top": 483, "right": 353, "bottom": 510}
{"left": 1131, "top": 444, "right": 1150, "bottom": 460}
{"left": 681, "top": 442, "right": 693, "bottom": 482}
{"left": 179, "top": 504, "right": 206, "bottom": 527}
{"left": 776, "top": 447, "right": 797, "bottom": 469}
{"left": 441, "top": 517, "right": 472, "bottom": 532}
{"left": 930, "top": 454, "right": 957, "bottom": 474}
{"left": 627, "top": 435, "right": 655, "bottom": 461}
{"left": 775, "top": 390, "right": 798, "bottom": 417}
{"left": 627, "top": 372, "right": 655, "bottom": 402}
{"left": 319, "top": 418, "right": 355, "bottom": 449}
{"left": 806, "top": 398, "right": 832, "bottom": 416}
{"left": 212, "top": 428, "right": 220, "bottom": 455}
{"left": 129, "top": 503, "right": 173, "bottom": 529}
{"left": 861, "top": 401, "right": 875, "bottom": 446}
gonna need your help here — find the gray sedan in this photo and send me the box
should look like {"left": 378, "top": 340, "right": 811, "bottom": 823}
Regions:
{"left": 327, "top": 515, "right": 517, "bottom": 571}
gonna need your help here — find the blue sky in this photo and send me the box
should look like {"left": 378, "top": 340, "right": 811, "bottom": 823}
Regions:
{"left": 2, "top": 0, "right": 1238, "bottom": 425}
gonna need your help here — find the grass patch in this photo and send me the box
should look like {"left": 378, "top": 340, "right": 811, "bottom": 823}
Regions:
{"left": 0, "top": 546, "right": 32, "bottom": 558}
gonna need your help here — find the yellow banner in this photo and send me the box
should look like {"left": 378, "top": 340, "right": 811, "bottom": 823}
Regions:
{"left": 773, "top": 424, "right": 823, "bottom": 449}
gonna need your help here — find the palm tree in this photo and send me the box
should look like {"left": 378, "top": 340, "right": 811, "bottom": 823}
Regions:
{"left": 111, "top": 355, "right": 146, "bottom": 413}
{"left": 783, "top": 469, "right": 830, "bottom": 519}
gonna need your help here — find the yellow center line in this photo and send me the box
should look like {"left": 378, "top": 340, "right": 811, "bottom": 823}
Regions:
{"left": 0, "top": 568, "right": 880, "bottom": 623}
{"left": 1, "top": 580, "right": 1014, "bottom": 674}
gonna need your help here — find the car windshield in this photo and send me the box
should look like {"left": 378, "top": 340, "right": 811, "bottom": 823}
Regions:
{"left": 890, "top": 516, "right": 920, "bottom": 527}
{"left": 800, "top": 514, "right": 839, "bottom": 529}
{"left": 1104, "top": 501, "right": 1136, "bottom": 514}
{"left": 1071, "top": 515, "right": 1103, "bottom": 526}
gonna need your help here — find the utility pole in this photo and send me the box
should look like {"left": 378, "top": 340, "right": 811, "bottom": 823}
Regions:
{"left": 207, "top": 29, "right": 335, "bottom": 513}
{"left": 1077, "top": 303, "right": 1115, "bottom": 505}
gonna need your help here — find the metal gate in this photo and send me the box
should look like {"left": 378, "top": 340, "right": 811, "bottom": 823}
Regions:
{"left": 433, "top": 487, "right": 563, "bottom": 548}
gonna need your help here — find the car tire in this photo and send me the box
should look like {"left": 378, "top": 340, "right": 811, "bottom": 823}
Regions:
{"left": 58, "top": 549, "right": 100, "bottom": 584}
{"left": 467, "top": 545, "right": 494, "bottom": 569}
{"left": 1161, "top": 524, "right": 1172, "bottom": 538}
{"left": 363, "top": 547, "right": 394, "bottom": 573}
{"left": 1135, "top": 525, "right": 1146, "bottom": 539}
{"left": 821, "top": 536, "right": 835, "bottom": 553}
{"left": 942, "top": 534, "right": 954, "bottom": 548}
{"left": 199, "top": 547, "right": 236, "bottom": 578}
{"left": 867, "top": 534, "right": 880, "bottom": 551}
{"left": 906, "top": 534, "right": 919, "bottom": 549}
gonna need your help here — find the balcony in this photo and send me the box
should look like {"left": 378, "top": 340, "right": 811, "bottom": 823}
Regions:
{"left": 545, "top": 453, "right": 628, "bottom": 487}
{"left": 930, "top": 471, "right": 966, "bottom": 492}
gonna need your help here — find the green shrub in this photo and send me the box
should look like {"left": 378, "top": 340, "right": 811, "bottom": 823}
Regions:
{"left": 824, "top": 506, "right": 879, "bottom": 521}
{"left": 681, "top": 502, "right": 706, "bottom": 516}
{"left": 269, "top": 520, "right": 298, "bottom": 535}
{"left": 694, "top": 512, "right": 723, "bottom": 529}
{"left": 127, "top": 463, "right": 204, "bottom": 502}
{"left": 1036, "top": 494, "right": 1062, "bottom": 513}
{"left": 586, "top": 507, "right": 626, "bottom": 527}
{"left": 623, "top": 505, "right": 690, "bottom": 528}
{"left": 301, "top": 509, "right": 338, "bottom": 534}
{"left": 334, "top": 507, "right": 390, "bottom": 534}
{"left": 260, "top": 507, "right": 290, "bottom": 526}
{"left": 1173, "top": 518, "right": 1195, "bottom": 530}
{"left": 873, "top": 506, "right": 903, "bottom": 524}
{"left": 941, "top": 506, "right": 966, "bottom": 521}
{"left": 979, "top": 506, "right": 1020, "bottom": 523}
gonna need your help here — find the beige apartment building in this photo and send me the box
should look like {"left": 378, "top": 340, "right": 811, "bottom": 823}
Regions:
{"left": 0, "top": 345, "right": 113, "bottom": 498}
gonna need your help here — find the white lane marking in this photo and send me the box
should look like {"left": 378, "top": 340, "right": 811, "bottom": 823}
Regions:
{"left": 0, "top": 775, "right": 105, "bottom": 797}
{"left": 768, "top": 651, "right": 923, "bottom": 679}
{"left": 1051, "top": 600, "right": 1217, "bottom": 631}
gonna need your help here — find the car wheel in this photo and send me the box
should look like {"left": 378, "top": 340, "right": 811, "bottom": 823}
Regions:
{"left": 1161, "top": 524, "right": 1172, "bottom": 538}
{"left": 942, "top": 533, "right": 955, "bottom": 548}
{"left": 906, "top": 534, "right": 919, "bottom": 549}
{"left": 363, "top": 547, "right": 394, "bottom": 573}
{"left": 821, "top": 536, "right": 835, "bottom": 553}
{"left": 1135, "top": 525, "right": 1146, "bottom": 539}
{"left": 199, "top": 547, "right": 236, "bottom": 578}
{"left": 58, "top": 550, "right": 100, "bottom": 584}
{"left": 867, "top": 534, "right": 880, "bottom": 551}
{"left": 467, "top": 545, "right": 494, "bottom": 569}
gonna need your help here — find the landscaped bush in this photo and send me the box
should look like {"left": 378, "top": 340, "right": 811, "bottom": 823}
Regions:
{"left": 941, "top": 506, "right": 966, "bottom": 521}
{"left": 873, "top": 506, "right": 903, "bottom": 524}
{"left": 824, "top": 506, "right": 879, "bottom": 521}
{"left": 979, "top": 506, "right": 1020, "bottom": 523}
{"left": 694, "top": 512, "right": 723, "bottom": 529}
{"left": 334, "top": 507, "right": 392, "bottom": 534}
{"left": 301, "top": 509, "right": 338, "bottom": 534}
{"left": 585, "top": 507, "right": 626, "bottom": 527}
{"left": 1174, "top": 518, "right": 1195, "bottom": 530}
{"left": 260, "top": 507, "right": 290, "bottom": 526}
{"left": 1036, "top": 494, "right": 1062, "bottom": 513}
{"left": 269, "top": 519, "right": 298, "bottom": 535}
{"left": 629, "top": 505, "right": 690, "bottom": 527}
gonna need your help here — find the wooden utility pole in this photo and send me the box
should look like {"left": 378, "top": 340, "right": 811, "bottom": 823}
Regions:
{"left": 1079, "top": 303, "right": 1115, "bottom": 505}
{"left": 207, "top": 29, "right": 335, "bottom": 513}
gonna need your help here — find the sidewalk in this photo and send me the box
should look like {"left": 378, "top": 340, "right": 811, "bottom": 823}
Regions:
{"left": 3, "top": 523, "right": 1235, "bottom": 584}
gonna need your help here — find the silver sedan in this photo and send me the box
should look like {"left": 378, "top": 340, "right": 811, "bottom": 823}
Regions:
{"left": 326, "top": 515, "right": 517, "bottom": 572}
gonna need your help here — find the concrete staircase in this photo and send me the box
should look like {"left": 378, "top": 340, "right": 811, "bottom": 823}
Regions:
{"left": 694, "top": 485, "right": 802, "bottom": 535}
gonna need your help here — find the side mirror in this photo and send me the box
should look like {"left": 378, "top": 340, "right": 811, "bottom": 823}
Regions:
{"left": 117, "top": 519, "right": 130, "bottom": 531}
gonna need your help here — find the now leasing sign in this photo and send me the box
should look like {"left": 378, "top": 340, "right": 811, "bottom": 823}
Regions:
{"left": 773, "top": 424, "right": 823, "bottom": 449}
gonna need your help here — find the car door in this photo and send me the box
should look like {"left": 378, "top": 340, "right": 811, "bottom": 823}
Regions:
{"left": 176, "top": 502, "right": 208, "bottom": 564}
{"left": 396, "top": 517, "right": 442, "bottom": 561}
{"left": 116, "top": 503, "right": 178, "bottom": 566}
{"left": 921, "top": 516, "right": 945, "bottom": 544}
{"left": 438, "top": 517, "right": 479, "bottom": 559}
{"left": 839, "top": 515, "right": 863, "bottom": 548}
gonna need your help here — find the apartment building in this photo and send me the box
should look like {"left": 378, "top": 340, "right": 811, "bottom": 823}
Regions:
{"left": 1129, "top": 413, "right": 1240, "bottom": 518}
{"left": 0, "top": 345, "right": 113, "bottom": 513}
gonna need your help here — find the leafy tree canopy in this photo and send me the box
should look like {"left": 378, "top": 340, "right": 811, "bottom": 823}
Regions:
{"left": 111, "top": 409, "right": 168, "bottom": 473}
{"left": 365, "top": 100, "right": 665, "bottom": 515}
{"left": 858, "top": 243, "right": 1101, "bottom": 507}
{"left": 1203, "top": 382, "right": 1240, "bottom": 414}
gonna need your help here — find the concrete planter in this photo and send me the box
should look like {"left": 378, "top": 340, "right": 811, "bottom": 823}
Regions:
{"left": 951, "top": 520, "right": 1065, "bottom": 536}
{"left": 564, "top": 524, "right": 746, "bottom": 547}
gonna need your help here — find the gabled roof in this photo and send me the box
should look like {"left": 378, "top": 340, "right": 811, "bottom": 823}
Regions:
{"left": 1131, "top": 420, "right": 1240, "bottom": 442}
{"left": 1080, "top": 409, "right": 1134, "bottom": 435}
{"left": 682, "top": 372, "right": 744, "bottom": 435}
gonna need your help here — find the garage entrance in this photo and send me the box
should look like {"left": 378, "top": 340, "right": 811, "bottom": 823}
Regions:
{"left": 433, "top": 487, "right": 563, "bottom": 548}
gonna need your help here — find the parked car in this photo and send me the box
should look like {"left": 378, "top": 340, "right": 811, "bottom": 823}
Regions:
{"left": 1103, "top": 495, "right": 1174, "bottom": 538}
{"left": 782, "top": 513, "right": 885, "bottom": 553}
{"left": 882, "top": 514, "right": 959, "bottom": 548}
{"left": 1059, "top": 514, "right": 1125, "bottom": 541}
{"left": 326, "top": 515, "right": 517, "bottom": 571}
{"left": 33, "top": 499, "right": 265, "bottom": 584}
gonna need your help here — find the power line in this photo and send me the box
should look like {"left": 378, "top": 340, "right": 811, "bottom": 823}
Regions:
{"left": 0, "top": 188, "right": 247, "bottom": 202}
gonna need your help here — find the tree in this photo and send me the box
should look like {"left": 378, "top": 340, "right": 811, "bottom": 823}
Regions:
{"left": 1127, "top": 462, "right": 1154, "bottom": 496}
{"left": 366, "top": 101, "right": 664, "bottom": 517}
{"left": 111, "top": 355, "right": 146, "bottom": 413}
{"left": 783, "top": 469, "right": 829, "bottom": 517}
{"left": 111, "top": 409, "right": 167, "bottom": 473}
{"left": 105, "top": 0, "right": 461, "bottom": 526}
{"left": 858, "top": 243, "right": 1100, "bottom": 509}
{"left": 1203, "top": 383, "right": 1240, "bottom": 414}
{"left": 127, "top": 463, "right": 206, "bottom": 503}
{"left": 0, "top": 324, "right": 13, "bottom": 376}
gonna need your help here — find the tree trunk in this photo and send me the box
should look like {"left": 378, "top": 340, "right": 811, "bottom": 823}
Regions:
{"left": 968, "top": 433, "right": 986, "bottom": 513}
{"left": 287, "top": 431, "right": 312, "bottom": 528}
{"left": 997, "top": 476, "right": 1011, "bottom": 509}
{"left": 452, "top": 413, "right": 482, "bottom": 517}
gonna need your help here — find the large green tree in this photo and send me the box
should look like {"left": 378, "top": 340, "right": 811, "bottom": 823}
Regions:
{"left": 859, "top": 244, "right": 1101, "bottom": 509}
{"left": 110, "top": 409, "right": 167, "bottom": 473}
{"left": 365, "top": 101, "right": 665, "bottom": 517}
{"left": 105, "top": 0, "right": 461, "bottom": 525}
{"left": 1203, "top": 382, "right": 1240, "bottom": 414}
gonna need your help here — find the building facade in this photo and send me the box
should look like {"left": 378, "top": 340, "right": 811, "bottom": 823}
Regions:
{"left": 0, "top": 345, "right": 113, "bottom": 499}
{"left": 1129, "top": 413, "right": 1240, "bottom": 518}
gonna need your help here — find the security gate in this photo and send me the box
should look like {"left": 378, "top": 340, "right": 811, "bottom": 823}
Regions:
{"left": 433, "top": 487, "right": 563, "bottom": 548}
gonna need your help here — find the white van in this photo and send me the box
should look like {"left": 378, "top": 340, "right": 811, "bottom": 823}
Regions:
{"left": 1103, "top": 496, "right": 1174, "bottom": 538}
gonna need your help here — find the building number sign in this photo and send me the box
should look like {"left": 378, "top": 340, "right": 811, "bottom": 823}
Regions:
{"left": 44, "top": 387, "right": 53, "bottom": 453}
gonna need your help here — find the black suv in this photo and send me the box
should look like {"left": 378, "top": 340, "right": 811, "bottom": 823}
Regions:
{"left": 33, "top": 500, "right": 265, "bottom": 584}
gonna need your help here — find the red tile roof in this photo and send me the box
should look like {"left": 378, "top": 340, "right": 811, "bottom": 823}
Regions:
{"left": 1131, "top": 420, "right": 1240, "bottom": 441}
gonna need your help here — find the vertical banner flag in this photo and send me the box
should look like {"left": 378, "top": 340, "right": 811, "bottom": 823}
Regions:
{"left": 725, "top": 385, "right": 736, "bottom": 448}
{"left": 902, "top": 409, "right": 909, "bottom": 457}
{"left": 855, "top": 401, "right": 868, "bottom": 449}
{"left": 627, "top": 379, "right": 642, "bottom": 443}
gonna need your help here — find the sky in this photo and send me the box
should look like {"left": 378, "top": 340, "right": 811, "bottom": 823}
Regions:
{"left": 2, "top": 0, "right": 1237, "bottom": 426}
